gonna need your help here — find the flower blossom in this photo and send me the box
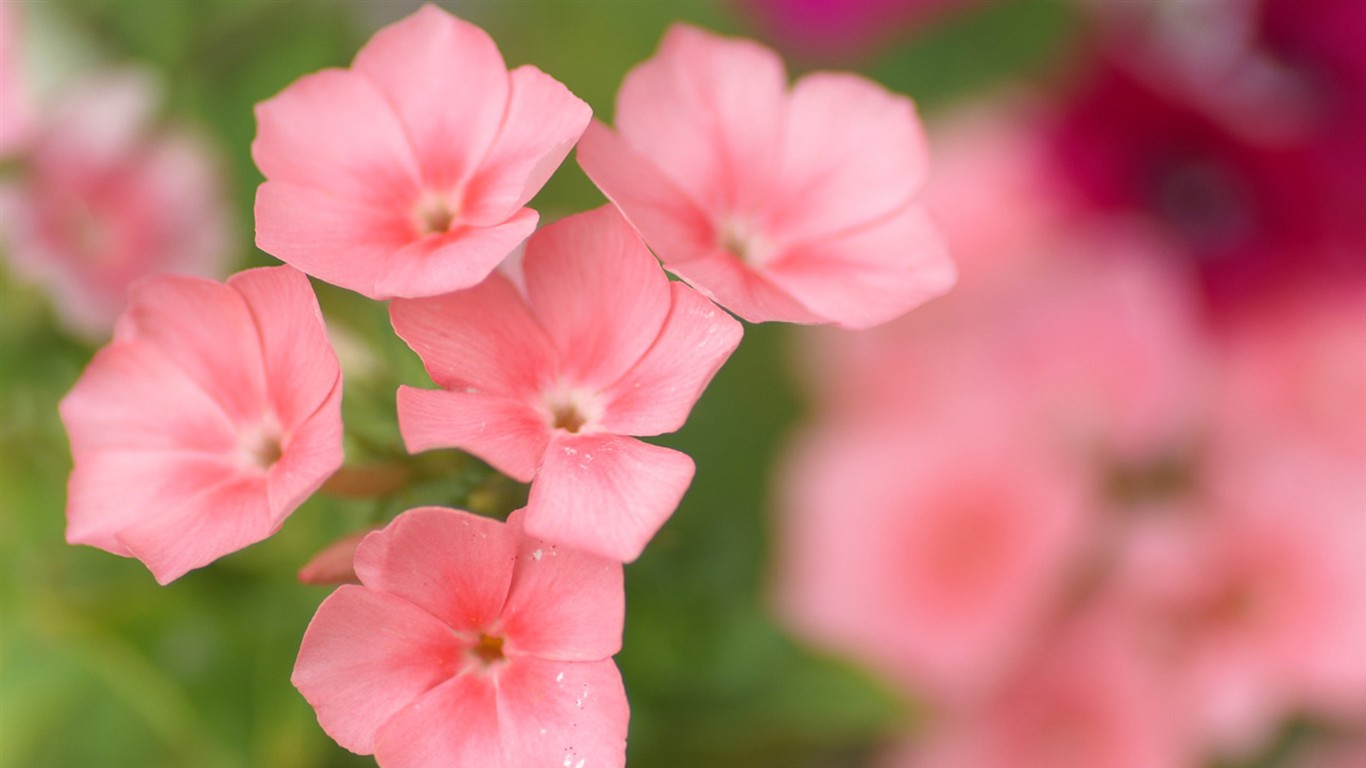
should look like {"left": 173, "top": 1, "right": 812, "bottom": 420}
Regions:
{"left": 0, "top": 70, "right": 231, "bottom": 338}
{"left": 577, "top": 24, "right": 955, "bottom": 328}
{"left": 392, "top": 205, "right": 742, "bottom": 562}
{"left": 293, "top": 506, "right": 628, "bottom": 768}
{"left": 253, "top": 4, "right": 591, "bottom": 299}
{"left": 59, "top": 266, "right": 343, "bottom": 584}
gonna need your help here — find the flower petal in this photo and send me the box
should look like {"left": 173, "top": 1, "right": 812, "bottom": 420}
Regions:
{"left": 292, "top": 585, "right": 464, "bottom": 755}
{"left": 522, "top": 206, "right": 671, "bottom": 389}
{"left": 499, "top": 509, "right": 624, "bottom": 661}
{"left": 766, "top": 205, "right": 956, "bottom": 329}
{"left": 373, "top": 671, "right": 502, "bottom": 768}
{"left": 396, "top": 387, "right": 549, "bottom": 483}
{"left": 390, "top": 272, "right": 556, "bottom": 399}
{"left": 113, "top": 473, "right": 272, "bottom": 584}
{"left": 251, "top": 67, "right": 420, "bottom": 209}
{"left": 496, "top": 657, "right": 629, "bottom": 768}
{"left": 525, "top": 433, "right": 694, "bottom": 562}
{"left": 615, "top": 24, "right": 787, "bottom": 215}
{"left": 353, "top": 507, "right": 516, "bottom": 636}
{"left": 666, "top": 246, "right": 823, "bottom": 325}
{"left": 461, "top": 65, "right": 592, "bottom": 227}
{"left": 116, "top": 275, "right": 267, "bottom": 426}
{"left": 352, "top": 4, "right": 509, "bottom": 190}
{"left": 599, "top": 283, "right": 742, "bottom": 436}
{"left": 267, "top": 378, "right": 343, "bottom": 524}
{"left": 764, "top": 71, "right": 930, "bottom": 243}
{"left": 255, "top": 180, "right": 414, "bottom": 300}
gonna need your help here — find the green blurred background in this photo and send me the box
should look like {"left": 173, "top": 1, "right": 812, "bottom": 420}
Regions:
{"left": 0, "top": 1, "right": 1077, "bottom": 765}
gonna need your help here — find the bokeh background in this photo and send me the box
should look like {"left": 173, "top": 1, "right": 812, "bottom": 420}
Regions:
{"left": 2, "top": 1, "right": 1362, "bottom": 767}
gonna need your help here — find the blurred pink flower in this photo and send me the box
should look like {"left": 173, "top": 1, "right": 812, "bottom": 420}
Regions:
{"left": 0, "top": 71, "right": 232, "bottom": 338}
{"left": 59, "top": 266, "right": 343, "bottom": 584}
{"left": 886, "top": 614, "right": 1196, "bottom": 768}
{"left": 391, "top": 206, "right": 742, "bottom": 562}
{"left": 578, "top": 24, "right": 954, "bottom": 328}
{"left": 293, "top": 506, "right": 628, "bottom": 768}
{"left": 252, "top": 4, "right": 590, "bottom": 300}
{"left": 0, "top": 0, "right": 33, "bottom": 155}
{"left": 1110, "top": 448, "right": 1366, "bottom": 756}
{"left": 775, "top": 409, "right": 1091, "bottom": 703}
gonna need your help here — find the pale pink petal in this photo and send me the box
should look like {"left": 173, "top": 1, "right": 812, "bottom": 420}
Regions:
{"left": 66, "top": 451, "right": 239, "bottom": 557}
{"left": 116, "top": 275, "right": 267, "bottom": 426}
{"left": 575, "top": 120, "right": 718, "bottom": 265}
{"left": 666, "top": 247, "right": 823, "bottom": 324}
{"left": 254, "top": 180, "right": 414, "bottom": 300}
{"left": 292, "top": 585, "right": 464, "bottom": 754}
{"left": 496, "top": 657, "right": 628, "bottom": 768}
{"left": 598, "top": 283, "right": 743, "bottom": 436}
{"left": 352, "top": 4, "right": 509, "bottom": 190}
{"left": 499, "top": 510, "right": 624, "bottom": 661}
{"left": 764, "top": 72, "right": 930, "bottom": 243}
{"left": 523, "top": 206, "right": 671, "bottom": 389}
{"left": 615, "top": 24, "right": 787, "bottom": 214}
{"left": 114, "top": 474, "right": 272, "bottom": 584}
{"left": 353, "top": 507, "right": 516, "bottom": 636}
{"left": 396, "top": 387, "right": 549, "bottom": 483}
{"left": 765, "top": 205, "right": 956, "bottom": 329}
{"left": 525, "top": 433, "right": 694, "bottom": 562}
{"left": 372, "top": 672, "right": 502, "bottom": 768}
{"left": 267, "top": 380, "right": 343, "bottom": 523}
{"left": 390, "top": 273, "right": 556, "bottom": 399}
{"left": 370, "top": 207, "right": 539, "bottom": 299}
{"left": 229, "top": 266, "right": 340, "bottom": 429}
{"left": 59, "top": 341, "right": 236, "bottom": 455}
{"left": 251, "top": 68, "right": 420, "bottom": 209}
{"left": 461, "top": 65, "right": 592, "bottom": 227}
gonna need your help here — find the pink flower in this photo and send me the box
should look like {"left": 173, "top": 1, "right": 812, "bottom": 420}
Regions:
{"left": 292, "top": 506, "right": 628, "bottom": 768}
{"left": 775, "top": 409, "right": 1091, "bottom": 703}
{"left": 577, "top": 24, "right": 955, "bottom": 328}
{"left": 0, "top": 1, "right": 33, "bottom": 156}
{"left": 887, "top": 614, "right": 1195, "bottom": 768}
{"left": 0, "top": 70, "right": 232, "bottom": 338}
{"left": 392, "top": 206, "right": 742, "bottom": 562}
{"left": 252, "top": 4, "right": 591, "bottom": 299}
{"left": 59, "top": 266, "right": 343, "bottom": 584}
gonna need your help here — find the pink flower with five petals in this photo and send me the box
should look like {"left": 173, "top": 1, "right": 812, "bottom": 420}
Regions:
{"left": 252, "top": 4, "right": 591, "bottom": 299}
{"left": 292, "top": 506, "right": 628, "bottom": 768}
{"left": 577, "top": 24, "right": 955, "bottom": 328}
{"left": 391, "top": 205, "right": 743, "bottom": 562}
{"left": 59, "top": 266, "right": 343, "bottom": 584}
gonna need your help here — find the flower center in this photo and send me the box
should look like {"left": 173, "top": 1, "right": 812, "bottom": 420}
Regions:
{"left": 541, "top": 386, "right": 602, "bottom": 434}
{"left": 412, "top": 191, "right": 460, "bottom": 236}
{"left": 471, "top": 633, "right": 505, "bottom": 665}
{"left": 237, "top": 419, "right": 284, "bottom": 471}
{"left": 716, "top": 216, "right": 771, "bottom": 266}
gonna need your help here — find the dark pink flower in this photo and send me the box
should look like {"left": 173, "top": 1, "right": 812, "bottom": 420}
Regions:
{"left": 0, "top": 71, "right": 232, "bottom": 338}
{"left": 293, "top": 506, "right": 628, "bottom": 768}
{"left": 59, "top": 266, "right": 343, "bottom": 584}
{"left": 578, "top": 24, "right": 954, "bottom": 328}
{"left": 252, "top": 4, "right": 591, "bottom": 299}
{"left": 391, "top": 206, "right": 742, "bottom": 562}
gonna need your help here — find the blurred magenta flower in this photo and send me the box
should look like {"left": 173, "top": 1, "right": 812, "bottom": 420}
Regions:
{"left": 0, "top": 70, "right": 232, "bottom": 338}
{"left": 293, "top": 507, "right": 628, "bottom": 768}
{"left": 391, "top": 206, "right": 742, "bottom": 562}
{"left": 578, "top": 24, "right": 954, "bottom": 328}
{"left": 0, "top": 1, "right": 33, "bottom": 155}
{"left": 776, "top": 410, "right": 1091, "bottom": 703}
{"left": 1051, "top": 0, "right": 1366, "bottom": 310}
{"left": 253, "top": 4, "right": 590, "bottom": 299}
{"left": 735, "top": 0, "right": 980, "bottom": 62}
{"left": 59, "top": 266, "right": 343, "bottom": 584}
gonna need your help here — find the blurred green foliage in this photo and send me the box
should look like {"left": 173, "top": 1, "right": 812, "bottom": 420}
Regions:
{"left": 0, "top": 1, "right": 1078, "bottom": 766}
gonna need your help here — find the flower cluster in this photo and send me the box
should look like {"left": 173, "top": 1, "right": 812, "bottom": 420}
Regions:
{"left": 51, "top": 5, "right": 952, "bottom": 764}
